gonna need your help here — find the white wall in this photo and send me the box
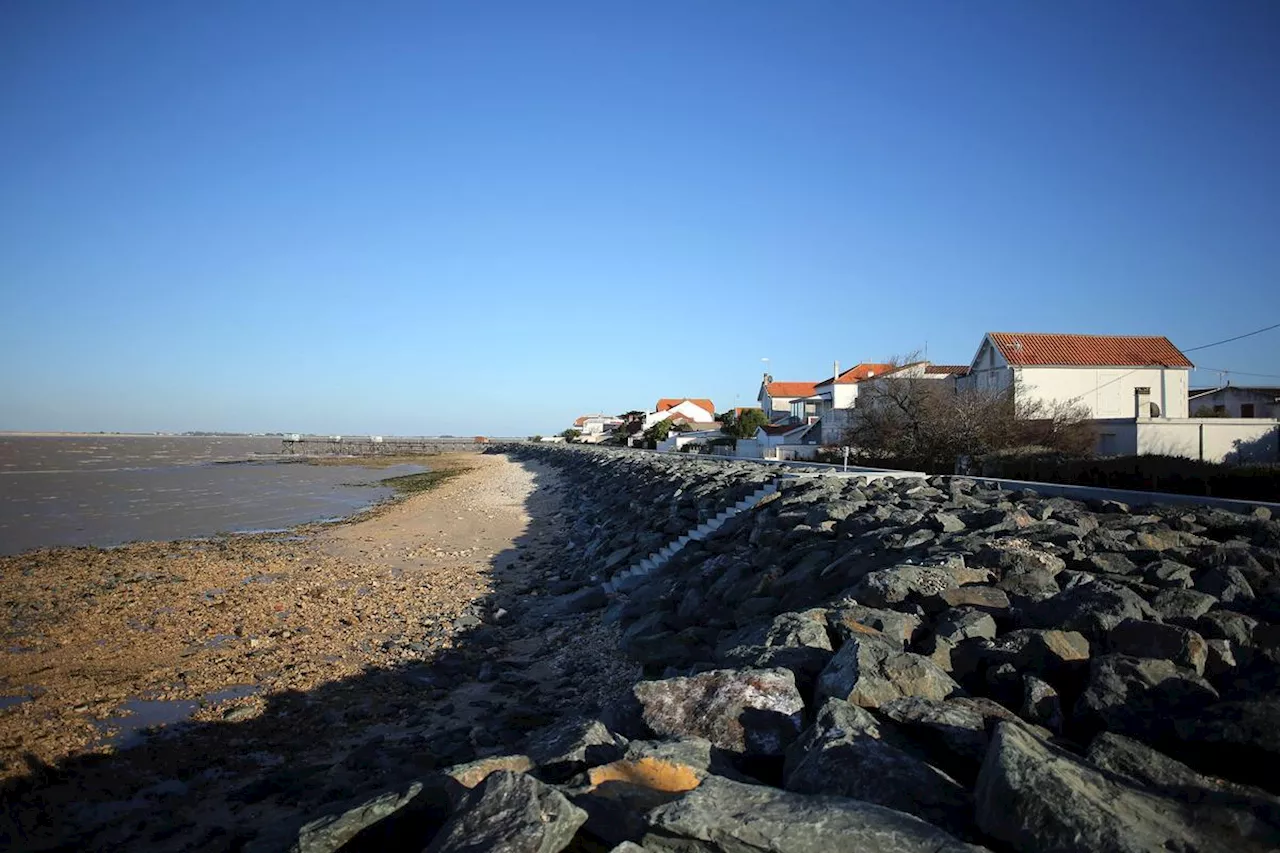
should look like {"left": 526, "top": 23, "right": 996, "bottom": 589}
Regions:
{"left": 1093, "top": 418, "right": 1279, "bottom": 463}
{"left": 1017, "top": 367, "right": 1189, "bottom": 419}
{"left": 761, "top": 393, "right": 799, "bottom": 421}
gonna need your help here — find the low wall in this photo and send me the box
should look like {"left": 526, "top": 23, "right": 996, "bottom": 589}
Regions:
{"left": 1094, "top": 417, "right": 1280, "bottom": 463}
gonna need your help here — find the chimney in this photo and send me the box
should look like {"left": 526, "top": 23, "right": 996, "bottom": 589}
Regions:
{"left": 833, "top": 360, "right": 839, "bottom": 381}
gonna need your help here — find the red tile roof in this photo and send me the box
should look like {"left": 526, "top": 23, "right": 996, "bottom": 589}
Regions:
{"left": 874, "top": 361, "right": 930, "bottom": 378}
{"left": 759, "top": 422, "right": 809, "bottom": 436}
{"left": 924, "top": 365, "right": 971, "bottom": 376}
{"left": 764, "top": 381, "right": 818, "bottom": 398}
{"left": 656, "top": 398, "right": 716, "bottom": 414}
{"left": 816, "top": 363, "right": 896, "bottom": 386}
{"left": 988, "top": 333, "right": 1194, "bottom": 368}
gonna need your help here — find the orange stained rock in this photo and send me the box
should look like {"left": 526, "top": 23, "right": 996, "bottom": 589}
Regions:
{"left": 587, "top": 757, "right": 702, "bottom": 793}
{"left": 447, "top": 755, "right": 534, "bottom": 789}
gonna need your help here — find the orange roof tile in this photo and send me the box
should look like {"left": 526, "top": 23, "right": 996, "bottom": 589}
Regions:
{"left": 764, "top": 381, "right": 818, "bottom": 397}
{"left": 988, "top": 333, "right": 1193, "bottom": 368}
{"left": 656, "top": 398, "right": 716, "bottom": 414}
{"left": 816, "top": 363, "right": 896, "bottom": 386}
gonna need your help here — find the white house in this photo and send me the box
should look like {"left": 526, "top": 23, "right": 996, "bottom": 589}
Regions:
{"left": 807, "top": 362, "right": 893, "bottom": 444}
{"left": 1189, "top": 386, "right": 1280, "bottom": 419}
{"left": 756, "top": 377, "right": 818, "bottom": 423}
{"left": 748, "top": 422, "right": 818, "bottom": 460}
{"left": 959, "top": 332, "right": 1193, "bottom": 419}
{"left": 642, "top": 398, "right": 717, "bottom": 430}
{"left": 572, "top": 414, "right": 623, "bottom": 443}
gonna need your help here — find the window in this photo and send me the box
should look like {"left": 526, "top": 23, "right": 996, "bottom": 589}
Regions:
{"left": 1241, "top": 404, "right": 1255, "bottom": 418}
{"left": 1214, "top": 405, "right": 1227, "bottom": 415}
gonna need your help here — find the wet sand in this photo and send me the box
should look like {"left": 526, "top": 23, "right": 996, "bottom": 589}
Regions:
{"left": 0, "top": 452, "right": 636, "bottom": 851}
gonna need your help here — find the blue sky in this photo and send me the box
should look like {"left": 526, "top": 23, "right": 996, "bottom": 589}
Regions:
{"left": 2, "top": 2, "right": 1278, "bottom": 435}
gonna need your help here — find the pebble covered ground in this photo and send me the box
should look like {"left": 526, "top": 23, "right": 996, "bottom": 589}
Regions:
{"left": 0, "top": 453, "right": 638, "bottom": 852}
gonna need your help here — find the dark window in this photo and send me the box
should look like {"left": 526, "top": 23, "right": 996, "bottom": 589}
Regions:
{"left": 1214, "top": 405, "right": 1227, "bottom": 415}
{"left": 1241, "top": 403, "right": 1255, "bottom": 418}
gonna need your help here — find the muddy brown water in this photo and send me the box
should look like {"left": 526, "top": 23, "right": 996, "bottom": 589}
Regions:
{"left": 0, "top": 435, "right": 424, "bottom": 556}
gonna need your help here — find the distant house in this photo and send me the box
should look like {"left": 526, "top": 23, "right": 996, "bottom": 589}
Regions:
{"left": 958, "top": 332, "right": 1194, "bottom": 419}
{"left": 572, "top": 414, "right": 623, "bottom": 442}
{"left": 749, "top": 422, "right": 819, "bottom": 460}
{"left": 1189, "top": 386, "right": 1280, "bottom": 419}
{"left": 756, "top": 377, "right": 818, "bottom": 423}
{"left": 805, "top": 362, "right": 895, "bottom": 442}
{"left": 643, "top": 398, "right": 716, "bottom": 430}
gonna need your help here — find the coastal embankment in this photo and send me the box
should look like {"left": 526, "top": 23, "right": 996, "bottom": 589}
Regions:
{"left": 6, "top": 443, "right": 1280, "bottom": 851}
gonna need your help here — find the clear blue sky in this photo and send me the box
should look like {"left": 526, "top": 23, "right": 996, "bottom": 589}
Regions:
{"left": 2, "top": 2, "right": 1278, "bottom": 435}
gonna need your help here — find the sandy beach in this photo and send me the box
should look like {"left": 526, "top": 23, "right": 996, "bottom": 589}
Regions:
{"left": 0, "top": 452, "right": 636, "bottom": 852}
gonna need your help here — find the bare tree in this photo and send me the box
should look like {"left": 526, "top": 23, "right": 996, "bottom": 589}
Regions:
{"left": 840, "top": 354, "right": 1093, "bottom": 472}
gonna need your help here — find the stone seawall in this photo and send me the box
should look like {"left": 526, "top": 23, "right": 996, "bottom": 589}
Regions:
{"left": 414, "top": 443, "right": 1280, "bottom": 852}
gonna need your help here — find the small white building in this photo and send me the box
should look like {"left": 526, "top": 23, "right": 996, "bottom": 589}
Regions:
{"left": 655, "top": 428, "right": 724, "bottom": 453}
{"left": 959, "top": 332, "right": 1194, "bottom": 419}
{"left": 748, "top": 422, "right": 819, "bottom": 459}
{"left": 1188, "top": 386, "right": 1280, "bottom": 419}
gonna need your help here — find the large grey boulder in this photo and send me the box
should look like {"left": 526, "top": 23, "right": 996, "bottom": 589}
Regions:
{"left": 641, "top": 775, "right": 984, "bottom": 853}
{"left": 782, "top": 699, "right": 971, "bottom": 834}
{"left": 1196, "top": 609, "right": 1259, "bottom": 646}
{"left": 1074, "top": 655, "right": 1218, "bottom": 742}
{"left": 816, "top": 632, "right": 961, "bottom": 708}
{"left": 426, "top": 771, "right": 587, "bottom": 853}
{"left": 828, "top": 604, "right": 923, "bottom": 648}
{"left": 715, "top": 610, "right": 836, "bottom": 687}
{"left": 289, "top": 782, "right": 434, "bottom": 853}
{"left": 1195, "top": 565, "right": 1256, "bottom": 607}
{"left": 1029, "top": 579, "right": 1157, "bottom": 641}
{"left": 525, "top": 718, "right": 627, "bottom": 783}
{"left": 1086, "top": 732, "right": 1280, "bottom": 846}
{"left": 977, "top": 628, "right": 1091, "bottom": 675}
{"left": 631, "top": 668, "right": 804, "bottom": 757}
{"left": 975, "top": 721, "right": 1264, "bottom": 853}
{"left": 1175, "top": 699, "right": 1280, "bottom": 794}
{"left": 877, "top": 695, "right": 1025, "bottom": 783}
{"left": 1149, "top": 587, "right": 1218, "bottom": 622}
{"left": 847, "top": 560, "right": 989, "bottom": 609}
{"left": 716, "top": 609, "right": 832, "bottom": 655}
{"left": 1107, "top": 619, "right": 1208, "bottom": 675}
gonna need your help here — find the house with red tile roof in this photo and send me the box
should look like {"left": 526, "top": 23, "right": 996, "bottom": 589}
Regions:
{"left": 961, "top": 332, "right": 1194, "bottom": 419}
{"left": 756, "top": 375, "right": 820, "bottom": 423}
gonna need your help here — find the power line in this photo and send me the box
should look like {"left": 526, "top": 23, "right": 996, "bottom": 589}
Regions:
{"left": 1194, "top": 367, "right": 1280, "bottom": 381}
{"left": 1183, "top": 322, "right": 1280, "bottom": 353}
